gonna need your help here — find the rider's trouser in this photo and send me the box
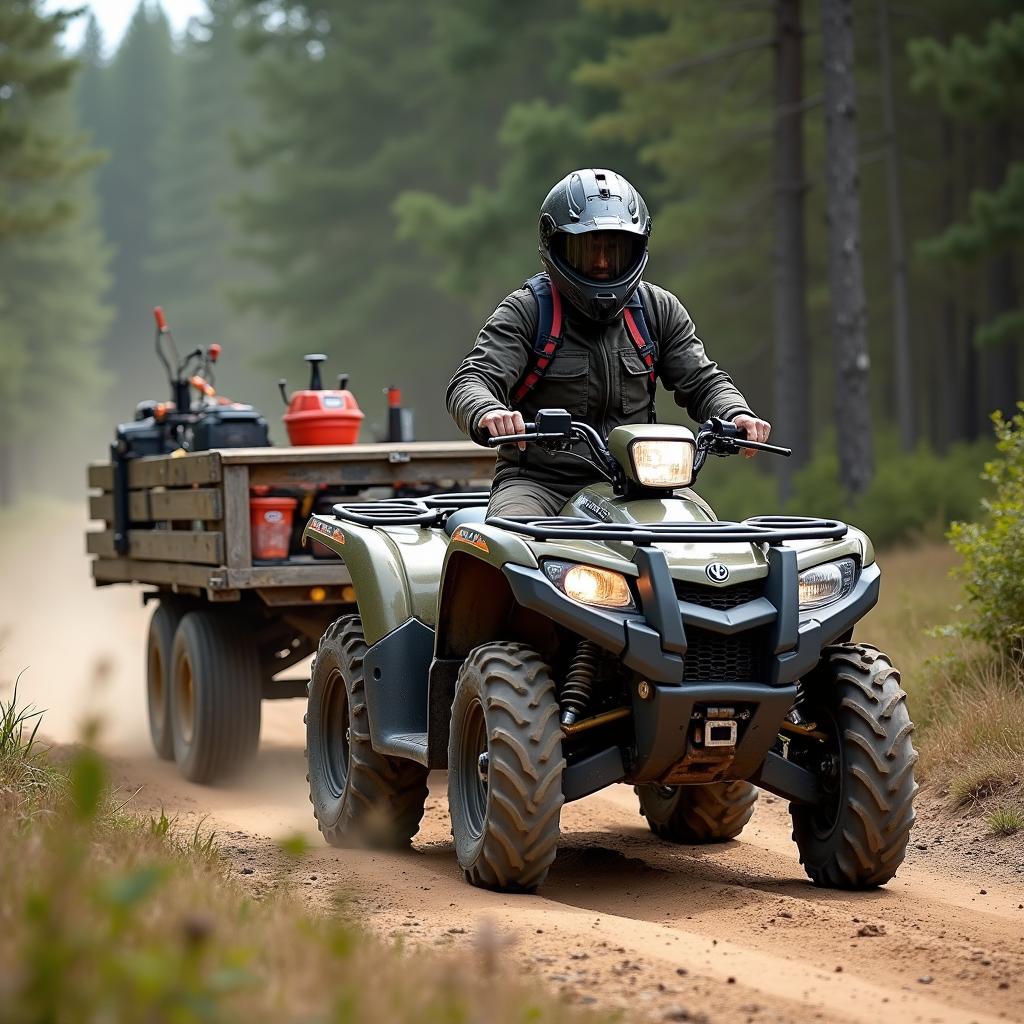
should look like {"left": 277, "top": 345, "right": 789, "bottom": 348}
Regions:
{"left": 487, "top": 477, "right": 569, "bottom": 518}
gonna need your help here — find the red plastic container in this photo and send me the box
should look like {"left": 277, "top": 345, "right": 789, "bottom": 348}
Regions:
{"left": 250, "top": 496, "right": 297, "bottom": 560}
{"left": 283, "top": 390, "right": 364, "bottom": 446}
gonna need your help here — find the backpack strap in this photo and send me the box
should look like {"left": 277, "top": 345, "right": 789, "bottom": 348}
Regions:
{"left": 623, "top": 283, "right": 658, "bottom": 422}
{"left": 512, "top": 272, "right": 564, "bottom": 404}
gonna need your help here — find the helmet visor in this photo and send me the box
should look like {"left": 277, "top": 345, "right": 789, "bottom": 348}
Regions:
{"left": 558, "top": 230, "right": 645, "bottom": 283}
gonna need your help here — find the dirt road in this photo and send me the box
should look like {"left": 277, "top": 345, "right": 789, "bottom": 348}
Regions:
{"left": 4, "top": 506, "right": 1023, "bottom": 1023}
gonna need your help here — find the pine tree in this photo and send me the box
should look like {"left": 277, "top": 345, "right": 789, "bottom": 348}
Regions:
{"left": 0, "top": 2, "right": 112, "bottom": 503}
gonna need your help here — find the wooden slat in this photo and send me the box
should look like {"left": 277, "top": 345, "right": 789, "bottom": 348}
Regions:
{"left": 88, "top": 488, "right": 222, "bottom": 524}
{"left": 91, "top": 557, "right": 214, "bottom": 589}
{"left": 86, "top": 529, "right": 224, "bottom": 564}
{"left": 88, "top": 463, "right": 114, "bottom": 490}
{"left": 222, "top": 465, "right": 252, "bottom": 570}
{"left": 248, "top": 456, "right": 495, "bottom": 488}
{"left": 226, "top": 564, "right": 352, "bottom": 588}
{"left": 127, "top": 452, "right": 221, "bottom": 488}
{"left": 217, "top": 440, "right": 493, "bottom": 465}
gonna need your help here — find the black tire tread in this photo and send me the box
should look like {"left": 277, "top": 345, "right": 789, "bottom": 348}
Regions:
{"left": 637, "top": 780, "right": 758, "bottom": 843}
{"left": 171, "top": 610, "right": 262, "bottom": 784}
{"left": 307, "top": 615, "right": 429, "bottom": 849}
{"left": 449, "top": 642, "right": 565, "bottom": 893}
{"left": 146, "top": 599, "right": 185, "bottom": 761}
{"left": 791, "top": 642, "right": 918, "bottom": 889}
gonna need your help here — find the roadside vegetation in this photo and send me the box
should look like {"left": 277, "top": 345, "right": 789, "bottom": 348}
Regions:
{"left": 0, "top": 692, "right": 605, "bottom": 1024}
{"left": 863, "top": 407, "right": 1024, "bottom": 832}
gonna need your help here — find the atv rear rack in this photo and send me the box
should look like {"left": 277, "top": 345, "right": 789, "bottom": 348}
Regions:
{"left": 485, "top": 515, "right": 848, "bottom": 546}
{"left": 330, "top": 491, "right": 490, "bottom": 528}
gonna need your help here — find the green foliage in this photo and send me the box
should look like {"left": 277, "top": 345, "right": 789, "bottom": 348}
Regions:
{"left": 988, "top": 805, "right": 1024, "bottom": 836}
{"left": 948, "top": 403, "right": 1024, "bottom": 658}
{"left": 697, "top": 433, "right": 991, "bottom": 548}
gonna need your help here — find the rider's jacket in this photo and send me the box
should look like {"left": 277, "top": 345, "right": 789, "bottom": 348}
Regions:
{"left": 447, "top": 280, "right": 753, "bottom": 497}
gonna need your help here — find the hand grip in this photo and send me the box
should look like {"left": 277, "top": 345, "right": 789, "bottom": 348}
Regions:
{"left": 153, "top": 306, "right": 168, "bottom": 332}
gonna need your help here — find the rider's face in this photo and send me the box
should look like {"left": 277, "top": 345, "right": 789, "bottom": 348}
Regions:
{"left": 562, "top": 231, "right": 639, "bottom": 283}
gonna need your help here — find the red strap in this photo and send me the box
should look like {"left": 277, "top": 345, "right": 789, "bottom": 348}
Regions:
{"left": 624, "top": 308, "right": 656, "bottom": 381}
{"left": 549, "top": 281, "right": 563, "bottom": 338}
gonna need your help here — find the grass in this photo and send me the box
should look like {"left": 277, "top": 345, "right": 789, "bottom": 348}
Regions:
{"left": 861, "top": 542, "right": 1024, "bottom": 813}
{"left": 0, "top": 689, "right": 610, "bottom": 1024}
{"left": 988, "top": 807, "right": 1024, "bottom": 837}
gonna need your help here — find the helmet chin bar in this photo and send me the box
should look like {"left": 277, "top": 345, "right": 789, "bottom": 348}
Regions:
{"left": 542, "top": 248, "right": 649, "bottom": 323}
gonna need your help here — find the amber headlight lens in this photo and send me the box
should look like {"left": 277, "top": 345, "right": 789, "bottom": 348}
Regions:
{"left": 630, "top": 440, "right": 695, "bottom": 488}
{"left": 543, "top": 560, "right": 635, "bottom": 609}
{"left": 798, "top": 558, "right": 857, "bottom": 609}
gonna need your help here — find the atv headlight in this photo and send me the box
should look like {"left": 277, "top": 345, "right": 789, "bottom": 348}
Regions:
{"left": 798, "top": 558, "right": 857, "bottom": 610}
{"left": 543, "top": 560, "right": 635, "bottom": 609}
{"left": 629, "top": 439, "right": 695, "bottom": 488}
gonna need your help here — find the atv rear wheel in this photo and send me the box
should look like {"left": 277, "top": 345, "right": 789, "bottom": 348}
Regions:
{"left": 170, "top": 610, "right": 262, "bottom": 783}
{"left": 448, "top": 642, "right": 565, "bottom": 892}
{"left": 637, "top": 781, "right": 758, "bottom": 843}
{"left": 790, "top": 643, "right": 917, "bottom": 888}
{"left": 305, "top": 615, "right": 429, "bottom": 848}
{"left": 146, "top": 599, "right": 186, "bottom": 761}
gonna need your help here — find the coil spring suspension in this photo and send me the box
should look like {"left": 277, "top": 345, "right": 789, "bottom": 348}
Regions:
{"left": 560, "top": 640, "right": 599, "bottom": 727}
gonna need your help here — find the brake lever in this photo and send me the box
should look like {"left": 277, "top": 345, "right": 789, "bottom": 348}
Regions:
{"left": 485, "top": 431, "right": 571, "bottom": 447}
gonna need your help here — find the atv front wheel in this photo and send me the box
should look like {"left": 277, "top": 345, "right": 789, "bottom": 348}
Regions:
{"left": 637, "top": 781, "right": 758, "bottom": 843}
{"left": 448, "top": 642, "right": 565, "bottom": 892}
{"left": 306, "top": 615, "right": 429, "bottom": 848}
{"left": 790, "top": 643, "right": 917, "bottom": 888}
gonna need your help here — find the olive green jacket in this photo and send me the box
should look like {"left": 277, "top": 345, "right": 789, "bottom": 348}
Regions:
{"left": 446, "top": 280, "right": 753, "bottom": 494}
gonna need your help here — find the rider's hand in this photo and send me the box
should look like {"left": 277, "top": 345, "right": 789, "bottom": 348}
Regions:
{"left": 733, "top": 413, "right": 771, "bottom": 459}
{"left": 479, "top": 408, "right": 527, "bottom": 451}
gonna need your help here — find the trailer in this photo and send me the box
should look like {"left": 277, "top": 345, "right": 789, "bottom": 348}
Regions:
{"left": 86, "top": 441, "right": 495, "bottom": 783}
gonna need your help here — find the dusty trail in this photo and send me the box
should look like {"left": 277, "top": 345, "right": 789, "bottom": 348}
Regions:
{"left": 4, "top": 506, "right": 1023, "bottom": 1023}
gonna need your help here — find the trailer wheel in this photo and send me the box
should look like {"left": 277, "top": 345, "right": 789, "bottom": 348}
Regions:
{"left": 146, "top": 599, "right": 185, "bottom": 761}
{"left": 789, "top": 643, "right": 917, "bottom": 888}
{"left": 636, "top": 781, "right": 758, "bottom": 843}
{"left": 170, "top": 610, "right": 262, "bottom": 783}
{"left": 448, "top": 642, "right": 565, "bottom": 893}
{"left": 306, "top": 615, "right": 429, "bottom": 848}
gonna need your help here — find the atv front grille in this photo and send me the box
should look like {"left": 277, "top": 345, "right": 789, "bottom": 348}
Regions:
{"left": 682, "top": 626, "right": 759, "bottom": 682}
{"left": 674, "top": 580, "right": 763, "bottom": 610}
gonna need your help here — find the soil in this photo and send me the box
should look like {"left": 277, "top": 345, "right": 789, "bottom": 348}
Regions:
{"left": 4, "top": 506, "right": 1024, "bottom": 1024}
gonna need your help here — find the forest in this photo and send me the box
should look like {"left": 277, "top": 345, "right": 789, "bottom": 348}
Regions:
{"left": 1, "top": 0, "right": 1021, "bottom": 521}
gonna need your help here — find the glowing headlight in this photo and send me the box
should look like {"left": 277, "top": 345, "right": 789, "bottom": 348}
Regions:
{"left": 543, "top": 560, "right": 635, "bottom": 609}
{"left": 798, "top": 558, "right": 857, "bottom": 610}
{"left": 630, "top": 440, "right": 695, "bottom": 488}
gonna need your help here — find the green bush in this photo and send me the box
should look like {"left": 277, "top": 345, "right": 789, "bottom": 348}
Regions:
{"left": 948, "top": 404, "right": 1024, "bottom": 660}
{"left": 696, "top": 430, "right": 992, "bottom": 548}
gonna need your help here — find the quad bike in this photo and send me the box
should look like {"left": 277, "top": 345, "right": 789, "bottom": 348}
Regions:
{"left": 302, "top": 410, "right": 917, "bottom": 892}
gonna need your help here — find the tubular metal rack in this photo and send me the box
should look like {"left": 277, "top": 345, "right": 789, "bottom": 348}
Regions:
{"left": 331, "top": 491, "right": 490, "bottom": 528}
{"left": 484, "top": 515, "right": 848, "bottom": 545}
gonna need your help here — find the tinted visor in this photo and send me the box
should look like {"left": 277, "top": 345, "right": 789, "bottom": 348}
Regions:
{"left": 558, "top": 231, "right": 645, "bottom": 282}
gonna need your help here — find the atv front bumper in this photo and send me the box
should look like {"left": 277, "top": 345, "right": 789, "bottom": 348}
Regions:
{"left": 503, "top": 546, "right": 880, "bottom": 788}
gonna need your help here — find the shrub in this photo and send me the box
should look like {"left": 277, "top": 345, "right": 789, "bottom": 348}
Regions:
{"left": 948, "top": 403, "right": 1024, "bottom": 660}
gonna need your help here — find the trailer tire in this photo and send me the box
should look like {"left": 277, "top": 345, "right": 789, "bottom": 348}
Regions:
{"left": 306, "top": 616, "right": 429, "bottom": 848}
{"left": 448, "top": 642, "right": 565, "bottom": 893}
{"left": 636, "top": 781, "right": 758, "bottom": 843}
{"left": 170, "top": 610, "right": 262, "bottom": 783}
{"left": 146, "top": 599, "right": 185, "bottom": 761}
{"left": 790, "top": 643, "right": 917, "bottom": 889}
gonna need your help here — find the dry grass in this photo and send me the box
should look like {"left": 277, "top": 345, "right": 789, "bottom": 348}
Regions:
{"left": 0, "top": 727, "right": 610, "bottom": 1024}
{"left": 860, "top": 542, "right": 1024, "bottom": 810}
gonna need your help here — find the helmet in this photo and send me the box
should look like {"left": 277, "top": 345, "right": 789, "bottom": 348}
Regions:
{"left": 538, "top": 168, "right": 651, "bottom": 322}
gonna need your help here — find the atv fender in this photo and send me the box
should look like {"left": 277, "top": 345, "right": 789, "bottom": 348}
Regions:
{"left": 303, "top": 514, "right": 447, "bottom": 645}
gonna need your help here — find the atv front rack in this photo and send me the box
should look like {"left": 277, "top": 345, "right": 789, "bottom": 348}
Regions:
{"left": 485, "top": 515, "right": 848, "bottom": 546}
{"left": 330, "top": 491, "right": 489, "bottom": 528}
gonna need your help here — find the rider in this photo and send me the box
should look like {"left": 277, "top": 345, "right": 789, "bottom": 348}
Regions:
{"left": 446, "top": 168, "right": 771, "bottom": 517}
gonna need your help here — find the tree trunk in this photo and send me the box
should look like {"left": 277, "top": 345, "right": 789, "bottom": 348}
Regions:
{"left": 772, "top": 0, "right": 810, "bottom": 500}
{"left": 933, "top": 117, "right": 960, "bottom": 452}
{"left": 820, "top": 0, "right": 873, "bottom": 496}
{"left": 877, "top": 0, "right": 914, "bottom": 450}
{"left": 983, "top": 123, "right": 1019, "bottom": 419}
{"left": 0, "top": 438, "right": 13, "bottom": 507}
